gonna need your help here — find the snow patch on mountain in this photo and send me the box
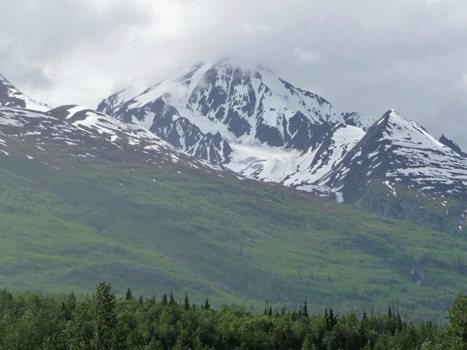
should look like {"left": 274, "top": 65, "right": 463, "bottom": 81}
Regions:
{"left": 66, "top": 105, "right": 88, "bottom": 119}
{"left": 383, "top": 110, "right": 446, "bottom": 150}
{"left": 226, "top": 143, "right": 301, "bottom": 181}
{"left": 284, "top": 125, "right": 365, "bottom": 187}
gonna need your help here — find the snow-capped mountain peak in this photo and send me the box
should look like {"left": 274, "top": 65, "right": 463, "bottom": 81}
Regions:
{"left": 377, "top": 110, "right": 447, "bottom": 151}
{"left": 97, "top": 61, "right": 377, "bottom": 198}
{"left": 319, "top": 109, "right": 467, "bottom": 203}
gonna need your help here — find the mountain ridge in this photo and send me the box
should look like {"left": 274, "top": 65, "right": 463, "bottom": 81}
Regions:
{"left": 98, "top": 63, "right": 467, "bottom": 208}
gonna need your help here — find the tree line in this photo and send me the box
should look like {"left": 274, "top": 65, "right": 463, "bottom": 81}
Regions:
{"left": 0, "top": 281, "right": 465, "bottom": 349}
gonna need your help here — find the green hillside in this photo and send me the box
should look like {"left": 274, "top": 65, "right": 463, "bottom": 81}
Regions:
{"left": 356, "top": 179, "right": 467, "bottom": 237}
{"left": 0, "top": 138, "right": 466, "bottom": 323}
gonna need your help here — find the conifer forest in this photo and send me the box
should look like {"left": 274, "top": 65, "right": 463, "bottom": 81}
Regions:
{"left": 0, "top": 282, "right": 466, "bottom": 350}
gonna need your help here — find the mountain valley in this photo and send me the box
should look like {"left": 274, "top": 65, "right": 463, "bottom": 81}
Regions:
{"left": 0, "top": 68, "right": 467, "bottom": 322}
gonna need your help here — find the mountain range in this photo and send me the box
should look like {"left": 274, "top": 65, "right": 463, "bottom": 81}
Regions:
{"left": 1, "top": 65, "right": 467, "bottom": 321}
{"left": 97, "top": 62, "right": 467, "bottom": 232}
{"left": 97, "top": 62, "right": 372, "bottom": 199}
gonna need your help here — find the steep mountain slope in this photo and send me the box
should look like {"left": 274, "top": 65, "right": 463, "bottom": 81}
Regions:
{"left": 0, "top": 74, "right": 50, "bottom": 112}
{"left": 439, "top": 133, "right": 467, "bottom": 157}
{"left": 0, "top": 78, "right": 466, "bottom": 321}
{"left": 97, "top": 62, "right": 371, "bottom": 197}
{"left": 321, "top": 110, "right": 467, "bottom": 200}
{"left": 319, "top": 110, "right": 467, "bottom": 233}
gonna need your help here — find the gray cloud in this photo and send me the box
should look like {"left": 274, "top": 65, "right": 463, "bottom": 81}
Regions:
{"left": 1, "top": 0, "right": 467, "bottom": 150}
{"left": 0, "top": 0, "right": 152, "bottom": 90}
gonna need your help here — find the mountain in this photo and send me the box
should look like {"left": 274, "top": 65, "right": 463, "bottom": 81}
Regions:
{"left": 97, "top": 62, "right": 375, "bottom": 198}
{"left": 0, "top": 103, "right": 190, "bottom": 164}
{"left": 98, "top": 62, "right": 467, "bottom": 233}
{"left": 321, "top": 110, "right": 467, "bottom": 201}
{"left": 317, "top": 110, "right": 467, "bottom": 233}
{"left": 0, "top": 75, "right": 210, "bottom": 171}
{"left": 0, "top": 74, "right": 50, "bottom": 112}
{"left": 2, "top": 73, "right": 467, "bottom": 322}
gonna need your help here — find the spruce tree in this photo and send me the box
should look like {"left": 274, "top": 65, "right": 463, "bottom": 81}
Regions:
{"left": 303, "top": 301, "right": 309, "bottom": 319}
{"left": 125, "top": 288, "right": 132, "bottom": 300}
{"left": 396, "top": 312, "right": 403, "bottom": 332}
{"left": 92, "top": 281, "right": 116, "bottom": 350}
{"left": 329, "top": 308, "right": 336, "bottom": 330}
{"left": 324, "top": 309, "right": 330, "bottom": 331}
{"left": 169, "top": 292, "right": 175, "bottom": 306}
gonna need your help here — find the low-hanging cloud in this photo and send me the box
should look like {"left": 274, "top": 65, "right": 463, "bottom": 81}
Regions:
{"left": 1, "top": 0, "right": 467, "bottom": 150}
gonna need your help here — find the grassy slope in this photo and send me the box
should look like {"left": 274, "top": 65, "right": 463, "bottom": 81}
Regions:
{"left": 355, "top": 179, "right": 467, "bottom": 236}
{"left": 0, "top": 140, "right": 466, "bottom": 323}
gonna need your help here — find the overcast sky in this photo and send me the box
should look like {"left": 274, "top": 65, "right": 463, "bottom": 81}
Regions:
{"left": 1, "top": 0, "right": 467, "bottom": 150}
